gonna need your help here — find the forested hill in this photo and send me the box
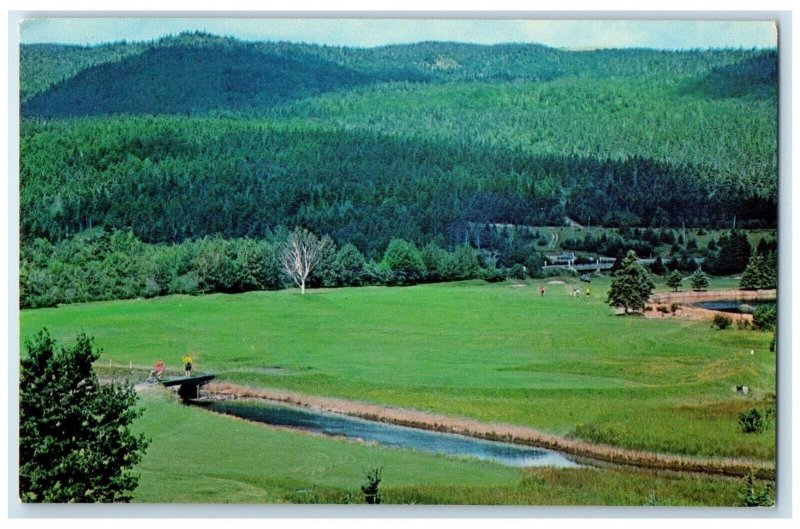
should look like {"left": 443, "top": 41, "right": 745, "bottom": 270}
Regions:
{"left": 19, "top": 33, "right": 778, "bottom": 254}
{"left": 22, "top": 32, "right": 776, "bottom": 116}
{"left": 22, "top": 35, "right": 415, "bottom": 117}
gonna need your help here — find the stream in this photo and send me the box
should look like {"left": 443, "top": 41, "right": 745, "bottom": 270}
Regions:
{"left": 207, "top": 398, "right": 582, "bottom": 468}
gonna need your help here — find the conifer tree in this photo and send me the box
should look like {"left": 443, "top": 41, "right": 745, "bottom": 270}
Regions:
{"left": 740, "top": 252, "right": 767, "bottom": 290}
{"left": 666, "top": 270, "right": 683, "bottom": 292}
{"left": 650, "top": 256, "right": 666, "bottom": 276}
{"left": 607, "top": 250, "right": 655, "bottom": 314}
{"left": 764, "top": 252, "right": 777, "bottom": 289}
{"left": 690, "top": 269, "right": 710, "bottom": 291}
{"left": 709, "top": 230, "right": 752, "bottom": 275}
{"left": 20, "top": 330, "right": 149, "bottom": 502}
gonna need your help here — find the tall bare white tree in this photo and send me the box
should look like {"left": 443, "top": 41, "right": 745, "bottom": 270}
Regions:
{"left": 282, "top": 227, "right": 329, "bottom": 294}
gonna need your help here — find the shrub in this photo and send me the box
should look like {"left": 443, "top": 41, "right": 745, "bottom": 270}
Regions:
{"left": 736, "top": 317, "right": 752, "bottom": 330}
{"left": 738, "top": 474, "right": 774, "bottom": 507}
{"left": 657, "top": 305, "right": 670, "bottom": 314}
{"left": 643, "top": 491, "right": 660, "bottom": 506}
{"left": 361, "top": 467, "right": 383, "bottom": 504}
{"left": 540, "top": 268, "right": 576, "bottom": 278}
{"left": 143, "top": 277, "right": 161, "bottom": 298}
{"left": 169, "top": 271, "right": 201, "bottom": 295}
{"left": 712, "top": 314, "right": 733, "bottom": 330}
{"left": 361, "top": 261, "right": 391, "bottom": 285}
{"left": 752, "top": 304, "right": 777, "bottom": 331}
{"left": 670, "top": 302, "right": 681, "bottom": 313}
{"left": 480, "top": 267, "right": 507, "bottom": 283}
{"left": 738, "top": 408, "right": 765, "bottom": 433}
{"left": 509, "top": 263, "right": 527, "bottom": 280}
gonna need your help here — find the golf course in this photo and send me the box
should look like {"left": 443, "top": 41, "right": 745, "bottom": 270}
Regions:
{"left": 19, "top": 276, "right": 776, "bottom": 504}
{"left": 15, "top": 22, "right": 781, "bottom": 509}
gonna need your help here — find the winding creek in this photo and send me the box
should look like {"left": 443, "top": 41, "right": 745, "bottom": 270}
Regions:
{"left": 207, "top": 398, "right": 582, "bottom": 468}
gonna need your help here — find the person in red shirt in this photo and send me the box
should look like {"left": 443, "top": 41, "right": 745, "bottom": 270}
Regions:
{"left": 147, "top": 360, "right": 165, "bottom": 383}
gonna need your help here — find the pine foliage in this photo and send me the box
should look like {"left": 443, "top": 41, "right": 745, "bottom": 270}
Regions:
{"left": 607, "top": 250, "right": 655, "bottom": 314}
{"left": 19, "top": 330, "right": 149, "bottom": 502}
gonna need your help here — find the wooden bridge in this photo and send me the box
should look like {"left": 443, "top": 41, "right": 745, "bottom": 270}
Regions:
{"left": 161, "top": 374, "right": 215, "bottom": 402}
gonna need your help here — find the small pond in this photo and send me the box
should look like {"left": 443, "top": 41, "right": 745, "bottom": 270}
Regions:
{"left": 208, "top": 399, "right": 581, "bottom": 468}
{"left": 693, "top": 299, "right": 775, "bottom": 314}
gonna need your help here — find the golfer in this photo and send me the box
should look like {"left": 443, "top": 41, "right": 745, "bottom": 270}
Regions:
{"left": 181, "top": 354, "right": 194, "bottom": 377}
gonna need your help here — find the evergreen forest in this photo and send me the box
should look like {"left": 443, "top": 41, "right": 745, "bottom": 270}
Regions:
{"left": 19, "top": 32, "right": 778, "bottom": 307}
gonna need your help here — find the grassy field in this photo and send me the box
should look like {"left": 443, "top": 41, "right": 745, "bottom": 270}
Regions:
{"left": 20, "top": 276, "right": 776, "bottom": 463}
{"left": 130, "top": 388, "right": 753, "bottom": 505}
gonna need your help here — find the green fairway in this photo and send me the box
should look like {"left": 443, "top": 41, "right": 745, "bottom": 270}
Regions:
{"left": 131, "top": 388, "right": 749, "bottom": 505}
{"left": 20, "top": 278, "right": 775, "bottom": 461}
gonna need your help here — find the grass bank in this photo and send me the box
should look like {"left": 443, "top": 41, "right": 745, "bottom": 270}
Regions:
{"left": 131, "top": 389, "right": 757, "bottom": 505}
{"left": 206, "top": 382, "right": 774, "bottom": 479}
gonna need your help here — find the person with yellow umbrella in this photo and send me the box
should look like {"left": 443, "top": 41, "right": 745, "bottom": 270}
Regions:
{"left": 181, "top": 353, "right": 194, "bottom": 377}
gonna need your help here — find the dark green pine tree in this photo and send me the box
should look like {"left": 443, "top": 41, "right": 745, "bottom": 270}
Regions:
{"left": 710, "top": 230, "right": 752, "bottom": 275}
{"left": 739, "top": 252, "right": 767, "bottom": 290}
{"left": 650, "top": 255, "right": 667, "bottom": 276}
{"left": 19, "top": 330, "right": 149, "bottom": 502}
{"left": 607, "top": 250, "right": 656, "bottom": 314}
{"left": 610, "top": 249, "right": 625, "bottom": 272}
{"left": 764, "top": 252, "right": 777, "bottom": 289}
{"left": 255, "top": 240, "right": 285, "bottom": 290}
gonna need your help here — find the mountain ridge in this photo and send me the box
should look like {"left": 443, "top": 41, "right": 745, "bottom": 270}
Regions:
{"left": 21, "top": 31, "right": 777, "bottom": 116}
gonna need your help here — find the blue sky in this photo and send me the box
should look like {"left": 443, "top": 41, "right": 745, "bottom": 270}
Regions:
{"left": 19, "top": 18, "right": 777, "bottom": 49}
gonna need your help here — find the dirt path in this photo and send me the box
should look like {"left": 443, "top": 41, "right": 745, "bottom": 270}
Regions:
{"left": 206, "top": 382, "right": 773, "bottom": 479}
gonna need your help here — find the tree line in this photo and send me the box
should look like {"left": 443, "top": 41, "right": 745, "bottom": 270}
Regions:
{"left": 21, "top": 224, "right": 776, "bottom": 309}
{"left": 19, "top": 226, "right": 549, "bottom": 309}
